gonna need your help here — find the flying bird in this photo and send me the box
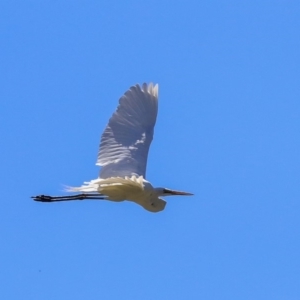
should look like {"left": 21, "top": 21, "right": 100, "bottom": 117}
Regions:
{"left": 32, "top": 83, "right": 193, "bottom": 212}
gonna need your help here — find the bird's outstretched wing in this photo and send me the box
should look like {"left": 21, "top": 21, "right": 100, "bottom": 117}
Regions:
{"left": 97, "top": 83, "right": 158, "bottom": 179}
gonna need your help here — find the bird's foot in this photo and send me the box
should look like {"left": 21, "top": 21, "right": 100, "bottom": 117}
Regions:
{"left": 31, "top": 195, "right": 53, "bottom": 202}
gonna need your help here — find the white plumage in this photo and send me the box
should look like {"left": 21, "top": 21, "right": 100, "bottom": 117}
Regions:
{"left": 68, "top": 175, "right": 167, "bottom": 212}
{"left": 32, "top": 83, "right": 192, "bottom": 212}
{"left": 98, "top": 83, "right": 158, "bottom": 178}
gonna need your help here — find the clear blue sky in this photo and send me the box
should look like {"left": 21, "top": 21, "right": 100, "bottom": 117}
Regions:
{"left": 1, "top": 1, "right": 299, "bottom": 299}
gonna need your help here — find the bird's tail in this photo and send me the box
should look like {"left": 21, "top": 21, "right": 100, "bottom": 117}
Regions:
{"left": 64, "top": 181, "right": 99, "bottom": 193}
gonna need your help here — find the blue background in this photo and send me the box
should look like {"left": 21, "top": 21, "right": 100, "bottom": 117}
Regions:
{"left": 1, "top": 1, "right": 299, "bottom": 299}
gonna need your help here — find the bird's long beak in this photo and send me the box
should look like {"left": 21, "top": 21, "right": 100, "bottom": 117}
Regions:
{"left": 164, "top": 188, "right": 194, "bottom": 196}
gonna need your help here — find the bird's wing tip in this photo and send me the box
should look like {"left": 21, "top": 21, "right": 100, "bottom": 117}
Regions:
{"left": 142, "top": 82, "right": 158, "bottom": 98}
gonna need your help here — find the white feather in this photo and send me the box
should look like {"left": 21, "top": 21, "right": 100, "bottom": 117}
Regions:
{"left": 35, "top": 83, "right": 192, "bottom": 213}
{"left": 97, "top": 83, "right": 158, "bottom": 179}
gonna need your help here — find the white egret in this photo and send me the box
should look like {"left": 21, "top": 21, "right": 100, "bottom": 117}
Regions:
{"left": 32, "top": 83, "right": 193, "bottom": 212}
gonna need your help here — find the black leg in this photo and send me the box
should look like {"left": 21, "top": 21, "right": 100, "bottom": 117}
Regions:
{"left": 31, "top": 193, "right": 106, "bottom": 202}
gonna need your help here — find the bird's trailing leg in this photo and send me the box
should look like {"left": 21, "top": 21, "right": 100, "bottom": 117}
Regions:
{"left": 31, "top": 193, "right": 106, "bottom": 202}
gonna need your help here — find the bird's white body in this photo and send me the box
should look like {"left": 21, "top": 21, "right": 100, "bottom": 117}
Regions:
{"left": 33, "top": 83, "right": 192, "bottom": 212}
{"left": 68, "top": 175, "right": 166, "bottom": 212}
